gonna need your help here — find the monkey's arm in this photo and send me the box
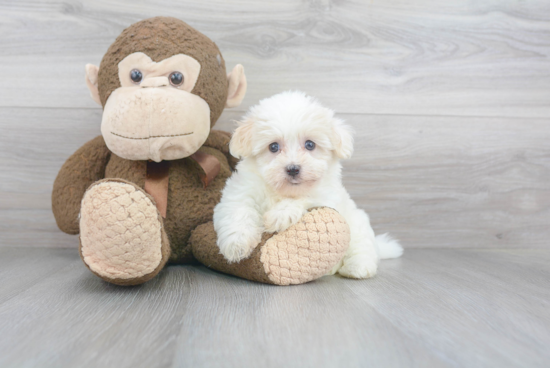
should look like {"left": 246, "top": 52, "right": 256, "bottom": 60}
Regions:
{"left": 203, "top": 130, "right": 239, "bottom": 170}
{"left": 52, "top": 136, "right": 111, "bottom": 234}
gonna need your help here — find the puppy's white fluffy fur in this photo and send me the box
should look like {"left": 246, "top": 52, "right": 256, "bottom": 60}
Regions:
{"left": 214, "top": 91, "right": 403, "bottom": 279}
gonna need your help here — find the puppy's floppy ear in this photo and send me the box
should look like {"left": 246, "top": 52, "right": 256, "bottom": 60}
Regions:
{"left": 229, "top": 118, "right": 255, "bottom": 158}
{"left": 331, "top": 118, "right": 354, "bottom": 159}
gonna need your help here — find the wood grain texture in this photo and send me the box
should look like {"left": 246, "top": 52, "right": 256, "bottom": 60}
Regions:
{"left": 344, "top": 248, "right": 550, "bottom": 368}
{"left": 0, "top": 1, "right": 548, "bottom": 247}
{"left": 0, "top": 248, "right": 548, "bottom": 367}
{"left": 344, "top": 113, "right": 550, "bottom": 249}
{"left": 1, "top": 107, "right": 548, "bottom": 249}
{"left": 0, "top": 0, "right": 549, "bottom": 117}
{"left": 0, "top": 248, "right": 77, "bottom": 304}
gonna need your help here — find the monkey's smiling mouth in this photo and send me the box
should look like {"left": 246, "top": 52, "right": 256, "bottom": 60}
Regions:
{"left": 110, "top": 131, "right": 193, "bottom": 140}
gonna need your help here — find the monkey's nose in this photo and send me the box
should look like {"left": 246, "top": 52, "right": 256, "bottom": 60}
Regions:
{"left": 286, "top": 165, "right": 300, "bottom": 177}
{"left": 140, "top": 77, "right": 169, "bottom": 88}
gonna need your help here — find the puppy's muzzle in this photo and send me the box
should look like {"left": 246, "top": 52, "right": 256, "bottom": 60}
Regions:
{"left": 286, "top": 165, "right": 300, "bottom": 178}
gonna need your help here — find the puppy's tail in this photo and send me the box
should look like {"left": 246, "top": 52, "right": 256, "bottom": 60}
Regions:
{"left": 376, "top": 233, "right": 403, "bottom": 260}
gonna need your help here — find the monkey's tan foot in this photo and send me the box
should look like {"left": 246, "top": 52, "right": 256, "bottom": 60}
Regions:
{"left": 79, "top": 179, "right": 170, "bottom": 286}
{"left": 190, "top": 207, "right": 350, "bottom": 285}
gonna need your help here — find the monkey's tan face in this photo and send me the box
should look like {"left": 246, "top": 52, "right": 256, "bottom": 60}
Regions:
{"left": 101, "top": 52, "right": 210, "bottom": 162}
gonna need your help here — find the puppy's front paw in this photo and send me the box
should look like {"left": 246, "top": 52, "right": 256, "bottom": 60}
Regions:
{"left": 218, "top": 227, "right": 262, "bottom": 263}
{"left": 263, "top": 205, "right": 306, "bottom": 233}
{"left": 337, "top": 253, "right": 378, "bottom": 279}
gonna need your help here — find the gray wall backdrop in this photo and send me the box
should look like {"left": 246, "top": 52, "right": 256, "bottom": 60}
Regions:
{"left": 1, "top": 0, "right": 549, "bottom": 249}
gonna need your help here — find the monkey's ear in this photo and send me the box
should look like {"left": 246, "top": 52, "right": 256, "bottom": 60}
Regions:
{"left": 331, "top": 118, "right": 354, "bottom": 159}
{"left": 226, "top": 64, "right": 247, "bottom": 108}
{"left": 229, "top": 118, "right": 254, "bottom": 158}
{"left": 85, "top": 64, "right": 101, "bottom": 106}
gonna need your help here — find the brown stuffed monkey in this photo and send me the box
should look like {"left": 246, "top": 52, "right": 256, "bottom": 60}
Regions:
{"left": 52, "top": 17, "right": 350, "bottom": 286}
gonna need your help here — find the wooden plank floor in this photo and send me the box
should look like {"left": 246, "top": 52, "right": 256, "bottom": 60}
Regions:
{"left": 0, "top": 247, "right": 548, "bottom": 368}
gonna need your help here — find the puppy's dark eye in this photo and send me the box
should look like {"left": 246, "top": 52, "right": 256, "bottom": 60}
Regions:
{"left": 305, "top": 140, "right": 316, "bottom": 151}
{"left": 169, "top": 72, "right": 184, "bottom": 86}
{"left": 269, "top": 142, "right": 280, "bottom": 153}
{"left": 130, "top": 69, "right": 142, "bottom": 84}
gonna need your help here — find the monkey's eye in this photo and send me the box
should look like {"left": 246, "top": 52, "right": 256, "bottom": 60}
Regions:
{"left": 130, "top": 69, "right": 142, "bottom": 84}
{"left": 169, "top": 72, "right": 184, "bottom": 87}
{"left": 269, "top": 142, "right": 280, "bottom": 153}
{"left": 305, "top": 140, "right": 316, "bottom": 151}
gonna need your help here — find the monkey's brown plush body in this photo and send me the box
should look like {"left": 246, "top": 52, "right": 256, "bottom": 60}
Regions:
{"left": 52, "top": 17, "right": 350, "bottom": 286}
{"left": 53, "top": 133, "right": 233, "bottom": 262}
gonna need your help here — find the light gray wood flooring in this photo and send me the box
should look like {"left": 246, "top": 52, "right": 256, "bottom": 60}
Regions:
{"left": 0, "top": 247, "right": 548, "bottom": 368}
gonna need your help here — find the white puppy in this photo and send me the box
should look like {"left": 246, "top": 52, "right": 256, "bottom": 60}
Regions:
{"left": 214, "top": 91, "right": 403, "bottom": 278}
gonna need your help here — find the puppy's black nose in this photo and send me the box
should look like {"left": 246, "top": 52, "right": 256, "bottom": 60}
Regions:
{"left": 286, "top": 165, "right": 300, "bottom": 177}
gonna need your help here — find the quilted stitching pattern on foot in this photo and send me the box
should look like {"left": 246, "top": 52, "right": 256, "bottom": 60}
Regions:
{"left": 260, "top": 208, "right": 350, "bottom": 285}
{"left": 80, "top": 181, "right": 163, "bottom": 280}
